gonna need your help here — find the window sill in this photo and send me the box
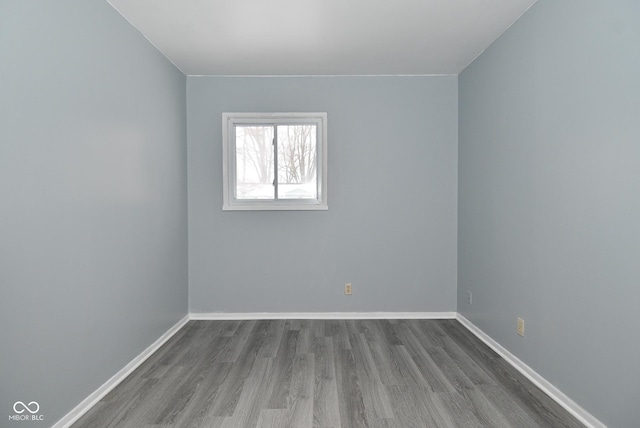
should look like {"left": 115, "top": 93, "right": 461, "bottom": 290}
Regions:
{"left": 222, "top": 203, "right": 328, "bottom": 211}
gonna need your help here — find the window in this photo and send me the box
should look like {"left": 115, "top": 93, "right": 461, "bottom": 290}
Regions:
{"left": 222, "top": 113, "right": 328, "bottom": 210}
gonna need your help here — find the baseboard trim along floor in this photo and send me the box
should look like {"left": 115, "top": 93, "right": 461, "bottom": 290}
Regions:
{"left": 51, "top": 315, "right": 190, "bottom": 428}
{"left": 456, "top": 314, "right": 605, "bottom": 428}
{"left": 53, "top": 312, "right": 605, "bottom": 428}
{"left": 190, "top": 311, "right": 458, "bottom": 320}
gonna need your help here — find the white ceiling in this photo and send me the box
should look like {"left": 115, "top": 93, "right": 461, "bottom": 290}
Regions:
{"left": 107, "top": 0, "right": 537, "bottom": 76}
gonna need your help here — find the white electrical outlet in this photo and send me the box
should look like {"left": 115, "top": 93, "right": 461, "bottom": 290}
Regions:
{"left": 517, "top": 318, "right": 525, "bottom": 336}
{"left": 345, "top": 283, "right": 352, "bottom": 295}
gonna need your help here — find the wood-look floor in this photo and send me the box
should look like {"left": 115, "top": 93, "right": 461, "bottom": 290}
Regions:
{"left": 72, "top": 319, "right": 585, "bottom": 428}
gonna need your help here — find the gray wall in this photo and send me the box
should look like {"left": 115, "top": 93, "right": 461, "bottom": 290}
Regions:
{"left": 458, "top": 1, "right": 640, "bottom": 426}
{"left": 187, "top": 76, "right": 458, "bottom": 313}
{"left": 0, "top": 1, "right": 188, "bottom": 426}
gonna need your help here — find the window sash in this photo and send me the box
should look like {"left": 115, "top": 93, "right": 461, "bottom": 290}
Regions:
{"left": 222, "top": 113, "right": 327, "bottom": 211}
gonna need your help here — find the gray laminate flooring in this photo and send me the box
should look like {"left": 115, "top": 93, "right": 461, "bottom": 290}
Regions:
{"left": 72, "top": 319, "right": 585, "bottom": 428}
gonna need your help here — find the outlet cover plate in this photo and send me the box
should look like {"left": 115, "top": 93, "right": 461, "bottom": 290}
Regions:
{"left": 517, "top": 317, "right": 525, "bottom": 336}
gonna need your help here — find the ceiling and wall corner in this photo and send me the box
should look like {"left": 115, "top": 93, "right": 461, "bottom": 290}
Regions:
{"left": 106, "top": 0, "right": 537, "bottom": 76}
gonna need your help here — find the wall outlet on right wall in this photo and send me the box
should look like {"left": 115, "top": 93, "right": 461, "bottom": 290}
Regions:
{"left": 517, "top": 317, "right": 525, "bottom": 337}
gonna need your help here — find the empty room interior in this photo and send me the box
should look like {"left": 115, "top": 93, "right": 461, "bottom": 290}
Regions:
{"left": 1, "top": 0, "right": 638, "bottom": 427}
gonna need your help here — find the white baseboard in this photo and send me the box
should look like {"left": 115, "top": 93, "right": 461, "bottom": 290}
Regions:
{"left": 455, "top": 314, "right": 605, "bottom": 428}
{"left": 51, "top": 314, "right": 190, "bottom": 428}
{"left": 189, "top": 311, "right": 457, "bottom": 320}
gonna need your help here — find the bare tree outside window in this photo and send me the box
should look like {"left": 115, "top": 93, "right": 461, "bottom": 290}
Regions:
{"left": 235, "top": 124, "right": 317, "bottom": 200}
{"left": 277, "top": 125, "right": 317, "bottom": 199}
{"left": 235, "top": 126, "right": 274, "bottom": 199}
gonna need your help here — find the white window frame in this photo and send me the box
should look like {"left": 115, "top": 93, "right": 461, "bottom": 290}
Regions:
{"left": 222, "top": 112, "right": 328, "bottom": 211}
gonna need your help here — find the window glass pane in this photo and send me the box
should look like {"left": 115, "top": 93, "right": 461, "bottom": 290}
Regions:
{"left": 277, "top": 124, "right": 317, "bottom": 200}
{"left": 235, "top": 125, "right": 274, "bottom": 200}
